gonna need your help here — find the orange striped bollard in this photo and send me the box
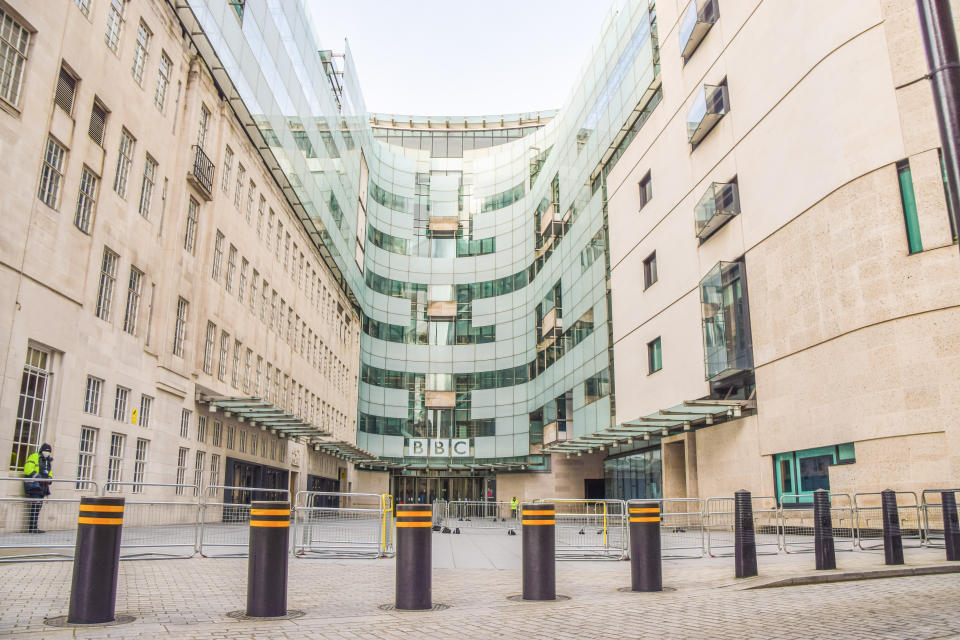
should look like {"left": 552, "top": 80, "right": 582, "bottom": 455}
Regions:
{"left": 67, "top": 496, "right": 125, "bottom": 624}
{"left": 522, "top": 503, "right": 556, "bottom": 600}
{"left": 246, "top": 500, "right": 290, "bottom": 618}
{"left": 395, "top": 503, "right": 433, "bottom": 610}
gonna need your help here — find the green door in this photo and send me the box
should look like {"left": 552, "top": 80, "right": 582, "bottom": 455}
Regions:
{"left": 774, "top": 452, "right": 798, "bottom": 505}
{"left": 775, "top": 446, "right": 838, "bottom": 505}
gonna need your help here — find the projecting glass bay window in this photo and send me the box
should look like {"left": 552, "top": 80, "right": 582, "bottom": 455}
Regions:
{"left": 694, "top": 179, "right": 740, "bottom": 241}
{"left": 687, "top": 82, "right": 729, "bottom": 145}
{"left": 700, "top": 261, "right": 753, "bottom": 381}
{"left": 679, "top": 0, "right": 718, "bottom": 62}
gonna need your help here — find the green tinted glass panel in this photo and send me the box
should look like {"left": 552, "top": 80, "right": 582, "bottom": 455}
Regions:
{"left": 897, "top": 160, "right": 923, "bottom": 254}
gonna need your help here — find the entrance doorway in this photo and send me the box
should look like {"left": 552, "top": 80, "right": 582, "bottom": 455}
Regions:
{"left": 391, "top": 475, "right": 492, "bottom": 505}
{"left": 224, "top": 457, "right": 289, "bottom": 504}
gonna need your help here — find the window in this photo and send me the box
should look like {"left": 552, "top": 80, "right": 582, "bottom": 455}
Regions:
{"left": 210, "top": 420, "right": 222, "bottom": 446}
{"left": 231, "top": 339, "right": 241, "bottom": 388}
{"left": 226, "top": 424, "right": 235, "bottom": 449}
{"left": 197, "top": 104, "right": 210, "bottom": 150}
{"left": 0, "top": 8, "right": 30, "bottom": 107}
{"left": 197, "top": 415, "right": 207, "bottom": 443}
{"left": 74, "top": 166, "right": 99, "bottom": 233}
{"left": 218, "top": 330, "right": 229, "bottom": 381}
{"left": 154, "top": 51, "right": 171, "bottom": 111}
{"left": 238, "top": 430, "right": 246, "bottom": 453}
{"left": 267, "top": 209, "right": 275, "bottom": 249}
{"left": 193, "top": 451, "right": 205, "bottom": 495}
{"left": 104, "top": 0, "right": 124, "bottom": 53}
{"left": 76, "top": 427, "right": 97, "bottom": 488}
{"left": 138, "top": 154, "right": 157, "bottom": 218}
{"left": 257, "top": 195, "right": 265, "bottom": 236}
{"left": 132, "top": 438, "right": 148, "bottom": 493}
{"left": 9, "top": 348, "right": 50, "bottom": 470}
{"left": 175, "top": 447, "right": 188, "bottom": 494}
{"left": 260, "top": 279, "right": 268, "bottom": 321}
{"left": 687, "top": 80, "right": 729, "bottom": 146}
{"left": 225, "top": 245, "right": 237, "bottom": 292}
{"left": 138, "top": 394, "right": 152, "bottom": 428}
{"left": 643, "top": 252, "right": 658, "bottom": 289}
{"left": 679, "top": 0, "right": 719, "bottom": 61}
{"left": 113, "top": 386, "right": 129, "bottom": 421}
{"left": 173, "top": 297, "right": 188, "bottom": 357}
{"left": 255, "top": 357, "right": 262, "bottom": 396}
{"left": 211, "top": 231, "right": 224, "bottom": 280}
{"left": 246, "top": 180, "right": 255, "bottom": 223}
{"left": 38, "top": 137, "right": 67, "bottom": 209}
{"left": 897, "top": 160, "right": 923, "bottom": 254}
{"left": 184, "top": 198, "right": 199, "bottom": 253}
{"left": 639, "top": 171, "right": 652, "bottom": 209}
{"left": 95, "top": 247, "right": 118, "bottom": 321}
{"left": 250, "top": 433, "right": 257, "bottom": 456}
{"left": 284, "top": 233, "right": 291, "bottom": 271}
{"left": 647, "top": 337, "right": 663, "bottom": 374}
{"left": 131, "top": 21, "right": 150, "bottom": 84}
{"left": 88, "top": 100, "right": 107, "bottom": 146}
{"left": 122, "top": 266, "right": 143, "bottom": 335}
{"left": 243, "top": 348, "right": 252, "bottom": 393}
{"left": 54, "top": 64, "right": 78, "bottom": 114}
{"left": 106, "top": 432, "right": 125, "bottom": 490}
{"left": 203, "top": 321, "right": 216, "bottom": 374}
{"left": 238, "top": 258, "right": 248, "bottom": 303}
{"left": 234, "top": 164, "right": 245, "bottom": 208}
{"left": 180, "top": 408, "right": 190, "bottom": 438}
{"left": 229, "top": 0, "right": 245, "bottom": 22}
{"left": 221, "top": 146, "right": 233, "bottom": 193}
{"left": 113, "top": 128, "right": 135, "bottom": 197}
{"left": 210, "top": 453, "right": 221, "bottom": 487}
{"left": 275, "top": 221, "right": 283, "bottom": 259}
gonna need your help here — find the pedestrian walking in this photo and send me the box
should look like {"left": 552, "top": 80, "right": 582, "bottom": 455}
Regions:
{"left": 23, "top": 443, "right": 53, "bottom": 533}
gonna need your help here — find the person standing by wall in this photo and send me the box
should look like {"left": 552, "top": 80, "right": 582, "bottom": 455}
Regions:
{"left": 22, "top": 443, "right": 53, "bottom": 533}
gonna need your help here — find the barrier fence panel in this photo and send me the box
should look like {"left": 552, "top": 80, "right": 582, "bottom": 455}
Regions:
{"left": 445, "top": 501, "right": 517, "bottom": 530}
{"left": 705, "top": 495, "right": 780, "bottom": 557}
{"left": 432, "top": 500, "right": 447, "bottom": 527}
{"left": 0, "top": 477, "right": 98, "bottom": 561}
{"left": 381, "top": 494, "right": 394, "bottom": 556}
{"left": 921, "top": 488, "right": 959, "bottom": 548}
{"left": 293, "top": 491, "right": 389, "bottom": 559}
{"left": 854, "top": 491, "right": 922, "bottom": 550}
{"left": 654, "top": 498, "right": 704, "bottom": 558}
{"left": 199, "top": 485, "right": 289, "bottom": 557}
{"left": 532, "top": 499, "right": 627, "bottom": 559}
{"left": 779, "top": 493, "right": 855, "bottom": 553}
{"left": 101, "top": 482, "right": 200, "bottom": 559}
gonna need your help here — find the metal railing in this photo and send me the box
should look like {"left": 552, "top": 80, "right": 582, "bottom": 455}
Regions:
{"left": 921, "top": 488, "right": 959, "bottom": 548}
{"left": 652, "top": 498, "right": 704, "bottom": 558}
{"left": 189, "top": 144, "right": 215, "bottom": 195}
{"left": 0, "top": 478, "right": 98, "bottom": 561}
{"left": 101, "top": 482, "right": 200, "bottom": 559}
{"left": 704, "top": 495, "right": 780, "bottom": 557}
{"left": 779, "top": 493, "right": 855, "bottom": 553}
{"left": 446, "top": 500, "right": 518, "bottom": 530}
{"left": 854, "top": 491, "right": 923, "bottom": 550}
{"left": 533, "top": 499, "right": 627, "bottom": 559}
{"left": 293, "top": 491, "right": 389, "bottom": 559}
{"left": 199, "top": 485, "right": 289, "bottom": 558}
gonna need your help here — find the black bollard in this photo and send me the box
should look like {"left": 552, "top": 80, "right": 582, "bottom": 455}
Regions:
{"left": 940, "top": 491, "right": 960, "bottom": 561}
{"left": 67, "top": 496, "right": 125, "bottom": 624}
{"left": 246, "top": 500, "right": 290, "bottom": 618}
{"left": 629, "top": 501, "right": 662, "bottom": 592}
{"left": 521, "top": 503, "right": 556, "bottom": 600}
{"left": 881, "top": 489, "right": 904, "bottom": 565}
{"left": 812, "top": 489, "right": 836, "bottom": 570}
{"left": 734, "top": 489, "right": 758, "bottom": 578}
{"left": 395, "top": 503, "right": 432, "bottom": 610}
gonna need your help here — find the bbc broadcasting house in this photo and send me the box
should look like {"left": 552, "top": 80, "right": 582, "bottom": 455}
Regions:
{"left": 1, "top": 0, "right": 958, "bottom": 516}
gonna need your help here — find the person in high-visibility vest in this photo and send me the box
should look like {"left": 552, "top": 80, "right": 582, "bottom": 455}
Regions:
{"left": 23, "top": 443, "right": 53, "bottom": 533}
{"left": 510, "top": 496, "right": 519, "bottom": 518}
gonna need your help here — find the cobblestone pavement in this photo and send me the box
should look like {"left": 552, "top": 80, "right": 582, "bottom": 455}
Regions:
{"left": 0, "top": 541, "right": 958, "bottom": 639}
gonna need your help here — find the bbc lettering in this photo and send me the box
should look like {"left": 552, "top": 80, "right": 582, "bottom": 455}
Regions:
{"left": 407, "top": 438, "right": 470, "bottom": 457}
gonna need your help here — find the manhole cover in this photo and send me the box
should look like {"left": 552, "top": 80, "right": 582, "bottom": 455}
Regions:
{"left": 616, "top": 586, "right": 676, "bottom": 593}
{"left": 377, "top": 603, "right": 451, "bottom": 612}
{"left": 45, "top": 615, "right": 136, "bottom": 628}
{"left": 505, "top": 594, "right": 571, "bottom": 602}
{"left": 226, "top": 609, "right": 305, "bottom": 621}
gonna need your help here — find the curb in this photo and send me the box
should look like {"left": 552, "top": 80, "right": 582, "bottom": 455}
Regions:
{"left": 747, "top": 563, "right": 960, "bottom": 589}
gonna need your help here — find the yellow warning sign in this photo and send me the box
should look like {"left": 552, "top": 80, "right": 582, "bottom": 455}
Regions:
{"left": 131, "top": 408, "right": 139, "bottom": 425}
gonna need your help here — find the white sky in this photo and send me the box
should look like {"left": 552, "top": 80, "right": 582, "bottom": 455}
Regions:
{"left": 305, "top": 0, "right": 618, "bottom": 116}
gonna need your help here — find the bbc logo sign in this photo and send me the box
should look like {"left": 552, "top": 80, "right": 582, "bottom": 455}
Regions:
{"left": 406, "top": 438, "right": 470, "bottom": 457}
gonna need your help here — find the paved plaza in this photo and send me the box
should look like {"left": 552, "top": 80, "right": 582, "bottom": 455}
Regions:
{"left": 0, "top": 532, "right": 958, "bottom": 639}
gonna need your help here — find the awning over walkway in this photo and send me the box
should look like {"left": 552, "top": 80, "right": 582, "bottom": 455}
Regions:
{"left": 540, "top": 399, "right": 753, "bottom": 455}
{"left": 311, "top": 439, "right": 378, "bottom": 463}
{"left": 358, "top": 460, "right": 531, "bottom": 473}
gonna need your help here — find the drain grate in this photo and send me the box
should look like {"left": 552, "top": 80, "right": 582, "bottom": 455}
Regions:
{"left": 377, "top": 603, "right": 451, "bottom": 612}
{"left": 45, "top": 615, "right": 136, "bottom": 628}
{"left": 226, "top": 609, "right": 305, "bottom": 621}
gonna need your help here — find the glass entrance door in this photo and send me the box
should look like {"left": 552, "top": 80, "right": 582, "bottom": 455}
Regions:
{"left": 775, "top": 446, "right": 838, "bottom": 506}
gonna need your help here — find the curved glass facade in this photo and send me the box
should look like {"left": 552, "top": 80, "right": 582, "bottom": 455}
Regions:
{"left": 187, "top": 0, "right": 662, "bottom": 470}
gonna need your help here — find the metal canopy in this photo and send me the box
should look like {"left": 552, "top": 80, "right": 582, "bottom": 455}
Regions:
{"left": 196, "top": 395, "right": 333, "bottom": 440}
{"left": 310, "top": 439, "right": 378, "bottom": 463}
{"left": 541, "top": 398, "right": 753, "bottom": 454}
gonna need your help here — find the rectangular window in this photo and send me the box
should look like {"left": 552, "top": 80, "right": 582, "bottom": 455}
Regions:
{"left": 180, "top": 408, "right": 190, "bottom": 438}
{"left": 218, "top": 330, "right": 230, "bottom": 382}
{"left": 275, "top": 221, "right": 283, "bottom": 259}
{"left": 95, "top": 247, "right": 119, "bottom": 321}
{"left": 647, "top": 337, "right": 663, "bottom": 374}
{"left": 209, "top": 453, "right": 220, "bottom": 487}
{"left": 261, "top": 280, "right": 268, "bottom": 322}
{"left": 212, "top": 231, "right": 224, "bottom": 280}
{"left": 106, "top": 432, "right": 125, "bottom": 491}
{"left": 138, "top": 394, "right": 152, "bottom": 428}
{"left": 122, "top": 266, "right": 143, "bottom": 335}
{"left": 284, "top": 233, "right": 291, "bottom": 271}
{"left": 113, "top": 128, "right": 135, "bottom": 197}
{"left": 38, "top": 136, "right": 67, "bottom": 209}
{"left": 74, "top": 166, "right": 99, "bottom": 233}
{"left": 54, "top": 64, "right": 77, "bottom": 114}
{"left": 639, "top": 171, "right": 652, "bottom": 209}
{"left": 234, "top": 163, "right": 245, "bottom": 208}
{"left": 88, "top": 100, "right": 107, "bottom": 146}
{"left": 238, "top": 257, "right": 248, "bottom": 303}
{"left": 897, "top": 160, "right": 923, "bottom": 254}
{"left": 113, "top": 385, "right": 129, "bottom": 421}
{"left": 197, "top": 104, "right": 210, "bottom": 150}
{"left": 226, "top": 424, "right": 235, "bottom": 450}
{"left": 212, "top": 420, "right": 222, "bottom": 446}
{"left": 267, "top": 209, "right": 275, "bottom": 249}
{"left": 231, "top": 339, "right": 241, "bottom": 388}
{"left": 9, "top": 348, "right": 50, "bottom": 470}
{"left": 225, "top": 245, "right": 237, "bottom": 292}
{"left": 76, "top": 426, "right": 97, "bottom": 488}
{"left": 203, "top": 321, "right": 216, "bottom": 374}
{"left": 193, "top": 451, "right": 205, "bottom": 496}
{"left": 643, "top": 251, "right": 658, "bottom": 289}
{"left": 221, "top": 146, "right": 233, "bottom": 193}
{"left": 131, "top": 21, "right": 151, "bottom": 85}
{"left": 138, "top": 154, "right": 157, "bottom": 218}
{"left": 243, "top": 348, "right": 252, "bottom": 393}
{"left": 173, "top": 297, "right": 188, "bottom": 357}
{"left": 249, "top": 270, "right": 259, "bottom": 314}
{"left": 257, "top": 195, "right": 265, "bottom": 237}
{"left": 104, "top": 0, "right": 124, "bottom": 53}
{"left": 154, "top": 51, "right": 171, "bottom": 111}
{"left": 0, "top": 8, "right": 30, "bottom": 107}
{"left": 197, "top": 415, "right": 207, "bottom": 443}
{"left": 132, "top": 438, "right": 148, "bottom": 493}
{"left": 255, "top": 356, "right": 263, "bottom": 396}
{"left": 246, "top": 180, "right": 255, "bottom": 223}
{"left": 184, "top": 198, "right": 199, "bottom": 253}
{"left": 175, "top": 447, "right": 188, "bottom": 494}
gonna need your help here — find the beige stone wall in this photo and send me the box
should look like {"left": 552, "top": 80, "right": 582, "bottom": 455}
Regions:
{"left": 692, "top": 416, "right": 768, "bottom": 498}
{"left": 828, "top": 431, "right": 950, "bottom": 498}
{"left": 497, "top": 452, "right": 604, "bottom": 502}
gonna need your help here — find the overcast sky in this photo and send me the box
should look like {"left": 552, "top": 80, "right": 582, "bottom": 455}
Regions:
{"left": 305, "top": 0, "right": 618, "bottom": 116}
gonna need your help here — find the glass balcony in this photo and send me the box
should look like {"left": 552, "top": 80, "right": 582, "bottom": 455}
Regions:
{"left": 679, "top": 0, "right": 719, "bottom": 62}
{"left": 428, "top": 216, "right": 460, "bottom": 236}
{"left": 187, "top": 145, "right": 215, "bottom": 200}
{"left": 700, "top": 261, "right": 753, "bottom": 381}
{"left": 687, "top": 83, "right": 729, "bottom": 145}
{"left": 694, "top": 180, "right": 740, "bottom": 240}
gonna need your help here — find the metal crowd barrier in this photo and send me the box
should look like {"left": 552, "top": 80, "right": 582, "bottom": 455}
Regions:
{"left": 655, "top": 498, "right": 704, "bottom": 558}
{"left": 533, "top": 499, "right": 627, "bottom": 559}
{"left": 199, "top": 485, "right": 289, "bottom": 558}
{"left": 0, "top": 478, "right": 98, "bottom": 562}
{"left": 432, "top": 499, "right": 447, "bottom": 527}
{"left": 920, "top": 488, "right": 959, "bottom": 548}
{"left": 705, "top": 495, "right": 780, "bottom": 557}
{"left": 446, "top": 500, "right": 518, "bottom": 530}
{"left": 854, "top": 491, "right": 923, "bottom": 551}
{"left": 293, "top": 491, "right": 390, "bottom": 558}
{"left": 101, "top": 482, "right": 200, "bottom": 559}
{"left": 779, "top": 493, "right": 855, "bottom": 553}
